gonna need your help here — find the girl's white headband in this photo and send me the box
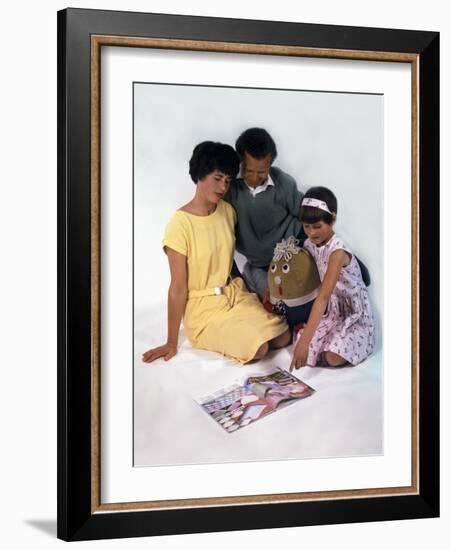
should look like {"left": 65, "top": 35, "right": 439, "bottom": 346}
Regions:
{"left": 301, "top": 197, "right": 332, "bottom": 214}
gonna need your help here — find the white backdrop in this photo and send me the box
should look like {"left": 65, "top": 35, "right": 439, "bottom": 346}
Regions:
{"left": 134, "top": 80, "right": 383, "bottom": 313}
{"left": 0, "top": 0, "right": 448, "bottom": 549}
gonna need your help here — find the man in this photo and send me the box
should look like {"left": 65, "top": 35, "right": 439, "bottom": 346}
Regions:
{"left": 224, "top": 127, "right": 304, "bottom": 300}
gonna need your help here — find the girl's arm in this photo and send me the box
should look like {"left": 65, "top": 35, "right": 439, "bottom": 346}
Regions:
{"left": 290, "top": 249, "right": 350, "bottom": 370}
{"left": 142, "top": 247, "right": 188, "bottom": 363}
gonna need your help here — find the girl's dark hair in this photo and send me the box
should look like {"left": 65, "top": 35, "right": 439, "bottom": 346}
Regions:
{"left": 189, "top": 141, "right": 240, "bottom": 183}
{"left": 235, "top": 128, "right": 277, "bottom": 162}
{"left": 300, "top": 186, "right": 338, "bottom": 225}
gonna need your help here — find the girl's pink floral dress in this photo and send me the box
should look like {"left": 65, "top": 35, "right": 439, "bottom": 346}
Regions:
{"left": 300, "top": 234, "right": 375, "bottom": 366}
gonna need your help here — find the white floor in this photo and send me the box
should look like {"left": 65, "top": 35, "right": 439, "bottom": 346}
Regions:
{"left": 134, "top": 304, "right": 383, "bottom": 467}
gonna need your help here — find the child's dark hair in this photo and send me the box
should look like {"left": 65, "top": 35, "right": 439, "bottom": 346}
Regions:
{"left": 300, "top": 186, "right": 338, "bottom": 225}
{"left": 235, "top": 128, "right": 277, "bottom": 162}
{"left": 189, "top": 141, "right": 240, "bottom": 183}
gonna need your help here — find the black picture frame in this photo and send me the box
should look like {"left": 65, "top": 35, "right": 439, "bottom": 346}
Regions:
{"left": 57, "top": 7, "right": 439, "bottom": 542}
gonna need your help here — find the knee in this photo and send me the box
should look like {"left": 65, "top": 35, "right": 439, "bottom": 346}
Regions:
{"left": 252, "top": 341, "right": 269, "bottom": 361}
{"left": 270, "top": 329, "right": 291, "bottom": 349}
{"left": 324, "top": 351, "right": 348, "bottom": 367}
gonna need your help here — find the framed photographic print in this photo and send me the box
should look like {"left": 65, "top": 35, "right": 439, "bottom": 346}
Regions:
{"left": 57, "top": 7, "right": 439, "bottom": 541}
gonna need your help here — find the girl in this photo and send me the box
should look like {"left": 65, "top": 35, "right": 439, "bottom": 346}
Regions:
{"left": 142, "top": 141, "right": 291, "bottom": 365}
{"left": 290, "top": 186, "right": 375, "bottom": 370}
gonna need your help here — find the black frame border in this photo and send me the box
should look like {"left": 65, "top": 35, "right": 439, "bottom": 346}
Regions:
{"left": 57, "top": 8, "right": 439, "bottom": 541}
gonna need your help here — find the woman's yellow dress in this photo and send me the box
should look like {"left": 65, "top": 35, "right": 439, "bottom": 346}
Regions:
{"left": 163, "top": 200, "right": 288, "bottom": 363}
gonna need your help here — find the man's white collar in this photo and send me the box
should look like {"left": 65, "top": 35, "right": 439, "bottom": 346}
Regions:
{"left": 244, "top": 173, "right": 274, "bottom": 197}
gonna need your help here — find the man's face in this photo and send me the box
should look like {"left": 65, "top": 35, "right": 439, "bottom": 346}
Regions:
{"left": 241, "top": 152, "right": 272, "bottom": 188}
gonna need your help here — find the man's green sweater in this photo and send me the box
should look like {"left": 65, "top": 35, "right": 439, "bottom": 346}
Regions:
{"left": 224, "top": 166, "right": 303, "bottom": 268}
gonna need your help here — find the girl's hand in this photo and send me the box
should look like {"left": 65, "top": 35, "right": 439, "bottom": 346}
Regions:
{"left": 288, "top": 248, "right": 350, "bottom": 372}
{"left": 142, "top": 343, "right": 177, "bottom": 363}
{"left": 290, "top": 340, "right": 309, "bottom": 371}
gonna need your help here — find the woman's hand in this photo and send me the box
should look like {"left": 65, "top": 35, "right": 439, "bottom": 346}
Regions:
{"left": 142, "top": 247, "right": 186, "bottom": 365}
{"left": 290, "top": 340, "right": 309, "bottom": 371}
{"left": 142, "top": 343, "right": 177, "bottom": 363}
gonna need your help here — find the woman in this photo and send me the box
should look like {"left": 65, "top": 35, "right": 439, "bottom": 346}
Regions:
{"left": 142, "top": 141, "right": 290, "bottom": 364}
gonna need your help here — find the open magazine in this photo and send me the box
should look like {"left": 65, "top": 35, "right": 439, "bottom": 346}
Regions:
{"left": 197, "top": 368, "right": 315, "bottom": 433}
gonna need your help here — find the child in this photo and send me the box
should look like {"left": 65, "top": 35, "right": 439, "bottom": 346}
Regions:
{"left": 290, "top": 187, "right": 375, "bottom": 370}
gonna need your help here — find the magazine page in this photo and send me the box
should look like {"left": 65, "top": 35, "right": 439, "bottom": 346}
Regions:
{"left": 197, "top": 368, "right": 315, "bottom": 433}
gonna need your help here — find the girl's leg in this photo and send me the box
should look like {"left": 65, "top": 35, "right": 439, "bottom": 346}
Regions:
{"left": 323, "top": 350, "right": 348, "bottom": 367}
{"left": 269, "top": 329, "right": 291, "bottom": 350}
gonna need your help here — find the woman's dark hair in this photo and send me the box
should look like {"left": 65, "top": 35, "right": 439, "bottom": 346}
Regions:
{"left": 235, "top": 128, "right": 277, "bottom": 162}
{"left": 300, "top": 186, "right": 338, "bottom": 225}
{"left": 189, "top": 141, "right": 240, "bottom": 183}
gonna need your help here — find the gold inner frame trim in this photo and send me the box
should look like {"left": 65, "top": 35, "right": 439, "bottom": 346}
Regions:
{"left": 90, "top": 35, "right": 420, "bottom": 514}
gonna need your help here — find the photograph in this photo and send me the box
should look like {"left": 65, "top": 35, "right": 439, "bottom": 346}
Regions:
{"left": 133, "top": 80, "right": 384, "bottom": 467}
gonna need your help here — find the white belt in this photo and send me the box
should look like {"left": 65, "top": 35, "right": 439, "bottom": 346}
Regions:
{"left": 189, "top": 283, "right": 230, "bottom": 299}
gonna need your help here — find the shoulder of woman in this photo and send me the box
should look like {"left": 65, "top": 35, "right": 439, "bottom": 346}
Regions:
{"left": 221, "top": 200, "right": 236, "bottom": 218}
{"left": 229, "top": 203, "right": 238, "bottom": 226}
{"left": 168, "top": 208, "right": 182, "bottom": 221}
{"left": 166, "top": 209, "right": 189, "bottom": 230}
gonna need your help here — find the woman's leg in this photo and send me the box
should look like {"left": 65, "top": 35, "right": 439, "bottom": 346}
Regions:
{"left": 323, "top": 350, "right": 348, "bottom": 367}
{"left": 250, "top": 329, "right": 290, "bottom": 362}
{"left": 269, "top": 329, "right": 291, "bottom": 350}
{"left": 250, "top": 341, "right": 269, "bottom": 361}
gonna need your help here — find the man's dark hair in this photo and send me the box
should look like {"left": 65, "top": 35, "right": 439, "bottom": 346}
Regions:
{"left": 235, "top": 128, "right": 277, "bottom": 162}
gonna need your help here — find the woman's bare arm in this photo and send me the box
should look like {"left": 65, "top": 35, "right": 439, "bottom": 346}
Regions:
{"left": 142, "top": 247, "right": 187, "bottom": 363}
